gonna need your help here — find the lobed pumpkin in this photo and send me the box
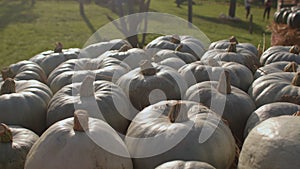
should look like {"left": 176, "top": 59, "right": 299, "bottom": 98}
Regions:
{"left": 0, "top": 124, "right": 39, "bottom": 169}
{"left": 25, "top": 110, "right": 133, "bottom": 169}
{"left": 238, "top": 115, "right": 300, "bottom": 169}
{"left": 125, "top": 100, "right": 236, "bottom": 169}
{"left": 260, "top": 45, "right": 300, "bottom": 65}
{"left": 47, "top": 77, "right": 134, "bottom": 135}
{"left": 0, "top": 79, "right": 52, "bottom": 135}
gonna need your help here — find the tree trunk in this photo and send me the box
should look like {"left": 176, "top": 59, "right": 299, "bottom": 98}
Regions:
{"left": 228, "top": 0, "right": 236, "bottom": 18}
{"left": 188, "top": 0, "right": 192, "bottom": 24}
{"left": 79, "top": 1, "right": 85, "bottom": 16}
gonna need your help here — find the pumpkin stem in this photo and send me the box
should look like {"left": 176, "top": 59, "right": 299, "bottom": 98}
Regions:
{"left": 0, "top": 78, "right": 16, "bottom": 95}
{"left": 1, "top": 67, "right": 14, "bottom": 80}
{"left": 140, "top": 60, "right": 157, "bottom": 76}
{"left": 167, "top": 101, "right": 189, "bottom": 123}
{"left": 0, "top": 123, "right": 13, "bottom": 143}
{"left": 284, "top": 62, "right": 298, "bottom": 72}
{"left": 170, "top": 35, "right": 181, "bottom": 44}
{"left": 217, "top": 70, "right": 231, "bottom": 94}
{"left": 73, "top": 110, "right": 89, "bottom": 132}
{"left": 118, "top": 44, "right": 132, "bottom": 52}
{"left": 229, "top": 36, "right": 239, "bottom": 44}
{"left": 80, "top": 75, "right": 95, "bottom": 97}
{"left": 289, "top": 45, "right": 300, "bottom": 54}
{"left": 292, "top": 72, "right": 300, "bottom": 86}
{"left": 293, "top": 111, "right": 300, "bottom": 116}
{"left": 54, "top": 42, "right": 63, "bottom": 53}
{"left": 227, "top": 42, "right": 237, "bottom": 53}
{"left": 175, "top": 44, "right": 183, "bottom": 52}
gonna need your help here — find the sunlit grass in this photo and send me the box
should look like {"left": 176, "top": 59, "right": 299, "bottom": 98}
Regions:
{"left": 0, "top": 0, "right": 275, "bottom": 68}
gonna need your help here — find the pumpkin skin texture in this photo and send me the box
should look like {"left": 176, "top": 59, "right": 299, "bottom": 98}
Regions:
{"left": 208, "top": 36, "right": 258, "bottom": 56}
{"left": 287, "top": 11, "right": 300, "bottom": 29}
{"left": 47, "top": 57, "right": 130, "bottom": 93}
{"left": 158, "top": 57, "right": 186, "bottom": 71}
{"left": 80, "top": 39, "right": 132, "bottom": 58}
{"left": 116, "top": 61, "right": 188, "bottom": 111}
{"left": 185, "top": 71, "right": 256, "bottom": 142}
{"left": 145, "top": 35, "right": 206, "bottom": 59}
{"left": 155, "top": 160, "right": 216, "bottom": 169}
{"left": 248, "top": 72, "right": 300, "bottom": 107}
{"left": 0, "top": 60, "right": 47, "bottom": 84}
{"left": 244, "top": 102, "right": 300, "bottom": 138}
{"left": 201, "top": 43, "right": 260, "bottom": 73}
{"left": 260, "top": 45, "right": 300, "bottom": 65}
{"left": 179, "top": 60, "right": 253, "bottom": 91}
{"left": 152, "top": 49, "right": 198, "bottom": 64}
{"left": 47, "top": 79, "right": 133, "bottom": 135}
{"left": 29, "top": 48, "right": 80, "bottom": 77}
{"left": 125, "top": 100, "right": 236, "bottom": 169}
{"left": 25, "top": 111, "right": 133, "bottom": 169}
{"left": 0, "top": 79, "right": 53, "bottom": 135}
{"left": 98, "top": 48, "right": 151, "bottom": 69}
{"left": 0, "top": 124, "right": 39, "bottom": 169}
{"left": 238, "top": 116, "right": 300, "bottom": 169}
{"left": 254, "top": 61, "right": 299, "bottom": 80}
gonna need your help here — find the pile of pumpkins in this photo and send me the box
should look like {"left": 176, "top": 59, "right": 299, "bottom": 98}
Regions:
{"left": 1, "top": 35, "right": 300, "bottom": 169}
{"left": 274, "top": 6, "right": 300, "bottom": 29}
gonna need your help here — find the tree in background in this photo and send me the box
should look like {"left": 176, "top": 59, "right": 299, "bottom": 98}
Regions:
{"left": 229, "top": 0, "right": 236, "bottom": 18}
{"left": 106, "top": 0, "right": 151, "bottom": 47}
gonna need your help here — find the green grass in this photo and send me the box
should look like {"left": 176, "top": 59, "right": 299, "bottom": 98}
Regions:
{"left": 0, "top": 0, "right": 275, "bottom": 68}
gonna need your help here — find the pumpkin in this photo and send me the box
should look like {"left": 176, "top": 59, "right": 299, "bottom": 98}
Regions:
{"left": 179, "top": 59, "right": 253, "bottom": 91}
{"left": 116, "top": 60, "right": 188, "bottom": 111}
{"left": 260, "top": 45, "right": 300, "bottom": 65}
{"left": 125, "top": 100, "right": 236, "bottom": 169}
{"left": 155, "top": 160, "right": 216, "bottom": 169}
{"left": 0, "top": 60, "right": 47, "bottom": 84}
{"left": 29, "top": 43, "right": 80, "bottom": 77}
{"left": 208, "top": 36, "right": 258, "bottom": 56}
{"left": 244, "top": 102, "right": 300, "bottom": 138}
{"left": 158, "top": 57, "right": 186, "bottom": 71}
{"left": 201, "top": 42, "right": 260, "bottom": 73}
{"left": 273, "top": 7, "right": 292, "bottom": 24}
{"left": 25, "top": 110, "right": 133, "bottom": 169}
{"left": 80, "top": 39, "right": 132, "bottom": 58}
{"left": 47, "top": 76, "right": 133, "bottom": 134}
{"left": 0, "top": 78, "right": 52, "bottom": 135}
{"left": 185, "top": 70, "right": 255, "bottom": 142}
{"left": 254, "top": 61, "right": 299, "bottom": 80}
{"left": 287, "top": 10, "right": 300, "bottom": 29}
{"left": 152, "top": 49, "right": 198, "bottom": 64}
{"left": 145, "top": 35, "right": 206, "bottom": 59}
{"left": 47, "top": 57, "right": 130, "bottom": 93}
{"left": 98, "top": 47, "right": 151, "bottom": 69}
{"left": 238, "top": 115, "right": 300, "bottom": 169}
{"left": 248, "top": 72, "right": 300, "bottom": 107}
{"left": 0, "top": 123, "right": 39, "bottom": 169}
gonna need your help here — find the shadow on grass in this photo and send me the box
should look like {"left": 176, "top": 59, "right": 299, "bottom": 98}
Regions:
{"left": 194, "top": 14, "right": 267, "bottom": 35}
{"left": 0, "top": 1, "right": 38, "bottom": 29}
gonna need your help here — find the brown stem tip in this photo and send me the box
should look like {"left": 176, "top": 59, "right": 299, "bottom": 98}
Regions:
{"left": 0, "top": 123, "right": 13, "bottom": 143}
{"left": 118, "top": 44, "right": 132, "bottom": 52}
{"left": 284, "top": 62, "right": 298, "bottom": 72}
{"left": 289, "top": 45, "right": 300, "bottom": 54}
{"left": 73, "top": 110, "right": 89, "bottom": 132}
{"left": 139, "top": 60, "right": 157, "bottom": 76}
{"left": 1, "top": 67, "right": 14, "bottom": 80}
{"left": 170, "top": 35, "right": 181, "bottom": 44}
{"left": 229, "top": 36, "right": 239, "bottom": 44}
{"left": 0, "top": 78, "right": 16, "bottom": 95}
{"left": 80, "top": 75, "right": 95, "bottom": 97}
{"left": 217, "top": 70, "right": 231, "bottom": 94}
{"left": 54, "top": 42, "right": 63, "bottom": 53}
{"left": 227, "top": 42, "right": 237, "bottom": 53}
{"left": 292, "top": 72, "right": 300, "bottom": 86}
{"left": 167, "top": 101, "right": 189, "bottom": 123}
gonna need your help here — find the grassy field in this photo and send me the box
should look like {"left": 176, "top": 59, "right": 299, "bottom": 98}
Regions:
{"left": 0, "top": 0, "right": 275, "bottom": 68}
